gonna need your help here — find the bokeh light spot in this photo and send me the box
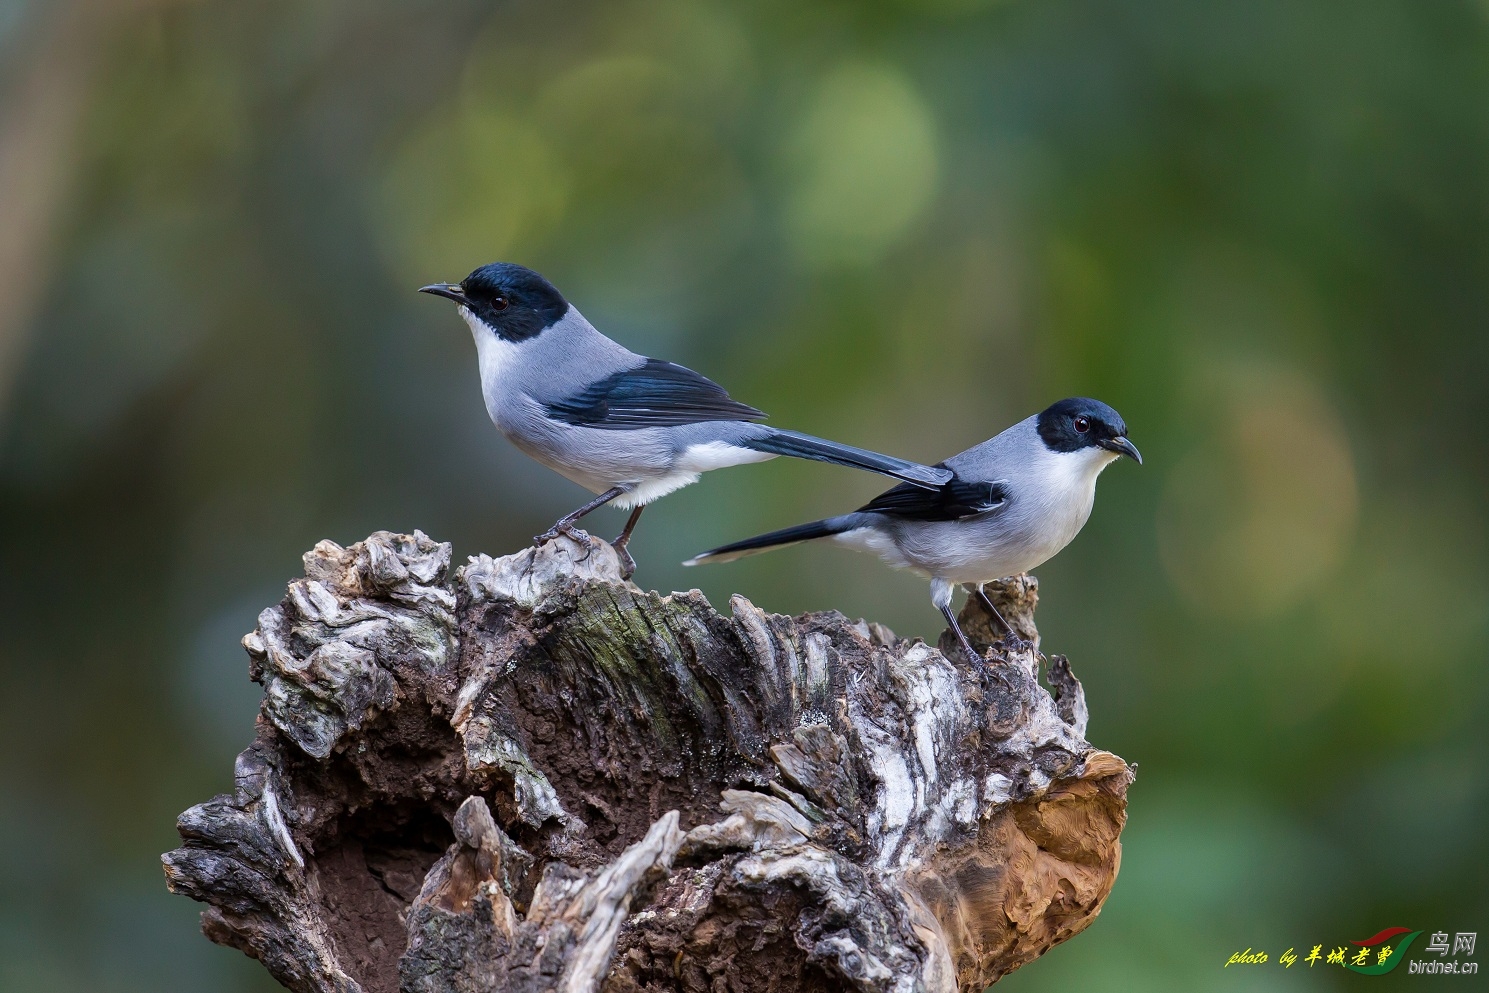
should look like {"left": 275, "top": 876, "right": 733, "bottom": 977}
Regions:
{"left": 1159, "top": 362, "right": 1358, "bottom": 617}
{"left": 372, "top": 107, "right": 569, "bottom": 282}
{"left": 780, "top": 61, "right": 939, "bottom": 267}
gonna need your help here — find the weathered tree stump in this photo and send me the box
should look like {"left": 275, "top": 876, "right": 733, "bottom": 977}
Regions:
{"left": 162, "top": 530, "right": 1132, "bottom": 993}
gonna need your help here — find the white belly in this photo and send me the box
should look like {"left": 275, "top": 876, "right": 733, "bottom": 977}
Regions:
{"left": 833, "top": 527, "right": 913, "bottom": 571}
{"left": 612, "top": 443, "right": 774, "bottom": 507}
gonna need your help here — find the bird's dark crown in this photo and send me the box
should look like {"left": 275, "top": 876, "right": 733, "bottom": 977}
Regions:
{"left": 452, "top": 262, "right": 569, "bottom": 342}
{"left": 1036, "top": 397, "right": 1139, "bottom": 460}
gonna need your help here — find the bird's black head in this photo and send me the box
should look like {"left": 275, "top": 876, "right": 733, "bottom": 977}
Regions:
{"left": 1036, "top": 397, "right": 1142, "bottom": 463}
{"left": 419, "top": 262, "right": 569, "bottom": 342}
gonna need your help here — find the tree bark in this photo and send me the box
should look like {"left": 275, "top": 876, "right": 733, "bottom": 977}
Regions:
{"left": 162, "top": 530, "right": 1132, "bottom": 993}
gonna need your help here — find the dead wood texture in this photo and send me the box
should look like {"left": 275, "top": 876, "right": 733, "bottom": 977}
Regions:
{"left": 162, "top": 530, "right": 1132, "bottom": 993}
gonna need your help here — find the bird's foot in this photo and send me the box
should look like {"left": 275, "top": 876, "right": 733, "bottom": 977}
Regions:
{"left": 942, "top": 603, "right": 1001, "bottom": 671}
{"left": 533, "top": 522, "right": 591, "bottom": 546}
{"left": 611, "top": 539, "right": 637, "bottom": 580}
{"left": 962, "top": 645, "right": 1017, "bottom": 683}
{"left": 953, "top": 633, "right": 995, "bottom": 669}
{"left": 973, "top": 588, "right": 1026, "bottom": 650}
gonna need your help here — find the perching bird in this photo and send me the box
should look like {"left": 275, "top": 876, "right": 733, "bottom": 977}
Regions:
{"left": 420, "top": 262, "right": 951, "bottom": 577}
{"left": 686, "top": 398, "right": 1141, "bottom": 664}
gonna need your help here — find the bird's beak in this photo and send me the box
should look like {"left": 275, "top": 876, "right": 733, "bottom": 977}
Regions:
{"left": 1102, "top": 436, "right": 1143, "bottom": 464}
{"left": 418, "top": 283, "right": 466, "bottom": 305}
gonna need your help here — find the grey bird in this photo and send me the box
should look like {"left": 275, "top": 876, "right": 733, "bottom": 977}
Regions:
{"left": 420, "top": 262, "right": 951, "bottom": 577}
{"left": 685, "top": 398, "right": 1141, "bottom": 664}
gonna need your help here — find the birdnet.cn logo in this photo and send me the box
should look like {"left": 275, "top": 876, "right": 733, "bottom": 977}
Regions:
{"left": 1223, "top": 928, "right": 1477, "bottom": 975}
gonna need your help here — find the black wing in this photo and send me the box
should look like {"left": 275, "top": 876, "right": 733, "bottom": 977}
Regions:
{"left": 545, "top": 358, "right": 767, "bottom": 430}
{"left": 858, "top": 470, "right": 1008, "bottom": 521}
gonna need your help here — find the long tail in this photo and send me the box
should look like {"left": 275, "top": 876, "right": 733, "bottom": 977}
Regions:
{"left": 684, "top": 515, "right": 857, "bottom": 566}
{"left": 740, "top": 429, "right": 950, "bottom": 489}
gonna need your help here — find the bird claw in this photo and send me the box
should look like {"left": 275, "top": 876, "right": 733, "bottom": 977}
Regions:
{"left": 533, "top": 522, "right": 591, "bottom": 546}
{"left": 612, "top": 540, "right": 637, "bottom": 580}
{"left": 953, "top": 634, "right": 992, "bottom": 669}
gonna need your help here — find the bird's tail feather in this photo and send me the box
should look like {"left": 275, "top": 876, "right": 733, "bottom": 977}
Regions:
{"left": 684, "top": 516, "right": 855, "bottom": 566}
{"left": 741, "top": 429, "right": 950, "bottom": 489}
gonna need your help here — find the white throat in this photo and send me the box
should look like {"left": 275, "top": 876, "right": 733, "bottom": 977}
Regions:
{"left": 461, "top": 306, "right": 524, "bottom": 404}
{"left": 1023, "top": 443, "right": 1120, "bottom": 519}
{"left": 1044, "top": 444, "right": 1120, "bottom": 495}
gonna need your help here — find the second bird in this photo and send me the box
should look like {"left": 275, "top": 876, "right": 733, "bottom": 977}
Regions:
{"left": 420, "top": 263, "right": 951, "bottom": 576}
{"left": 687, "top": 398, "right": 1141, "bottom": 664}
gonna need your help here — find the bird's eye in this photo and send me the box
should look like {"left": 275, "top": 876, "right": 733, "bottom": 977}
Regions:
{"left": 1073, "top": 415, "right": 1091, "bottom": 434}
{"left": 492, "top": 295, "right": 509, "bottom": 311}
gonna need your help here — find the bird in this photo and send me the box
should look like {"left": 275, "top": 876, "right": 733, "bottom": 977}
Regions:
{"left": 419, "top": 262, "right": 952, "bottom": 577}
{"left": 685, "top": 398, "right": 1141, "bottom": 665}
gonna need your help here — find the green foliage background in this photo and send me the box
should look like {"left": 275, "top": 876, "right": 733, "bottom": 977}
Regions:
{"left": 0, "top": 1, "right": 1484, "bottom": 990}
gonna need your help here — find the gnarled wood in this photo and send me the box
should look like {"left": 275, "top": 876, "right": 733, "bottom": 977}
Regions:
{"left": 163, "top": 530, "right": 1132, "bottom": 992}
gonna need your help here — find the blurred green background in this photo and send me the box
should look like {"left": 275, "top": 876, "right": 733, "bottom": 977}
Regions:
{"left": 1, "top": 0, "right": 1485, "bottom": 990}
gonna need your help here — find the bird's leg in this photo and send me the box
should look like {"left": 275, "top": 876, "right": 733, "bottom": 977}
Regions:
{"left": 610, "top": 505, "right": 646, "bottom": 580}
{"left": 939, "top": 602, "right": 985, "bottom": 667}
{"left": 533, "top": 486, "right": 627, "bottom": 545}
{"left": 974, "top": 583, "right": 1024, "bottom": 647}
{"left": 932, "top": 577, "right": 986, "bottom": 667}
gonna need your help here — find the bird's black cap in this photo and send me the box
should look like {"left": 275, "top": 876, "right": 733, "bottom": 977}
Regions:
{"left": 419, "top": 262, "right": 569, "bottom": 342}
{"left": 1036, "top": 397, "right": 1141, "bottom": 463}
